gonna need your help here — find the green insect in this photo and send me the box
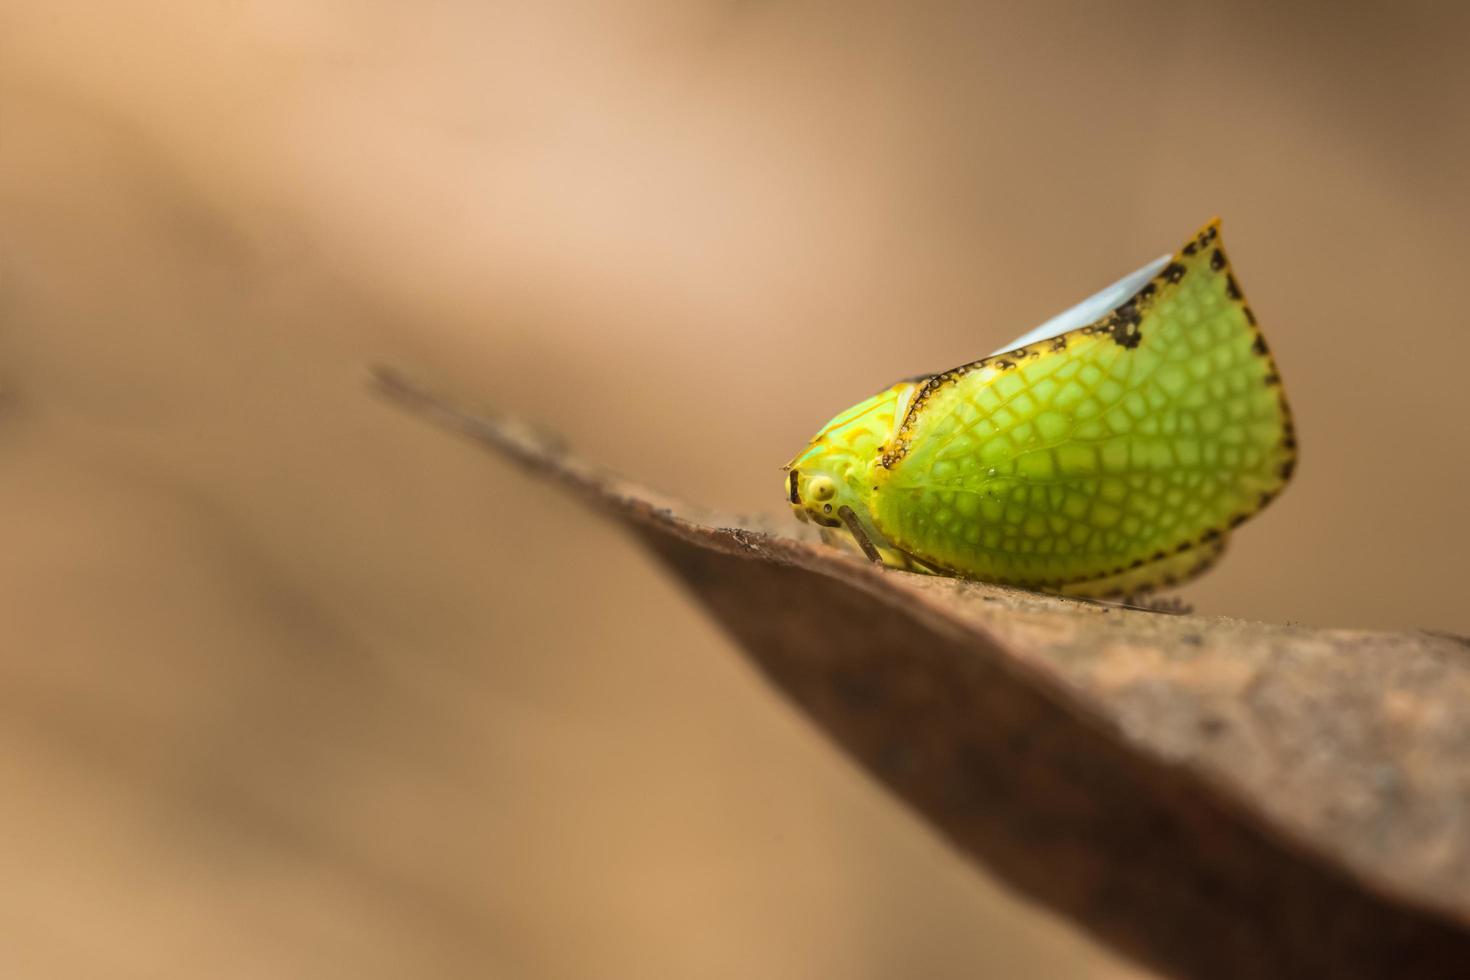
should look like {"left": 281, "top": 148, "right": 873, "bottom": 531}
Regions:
{"left": 785, "top": 220, "right": 1296, "bottom": 598}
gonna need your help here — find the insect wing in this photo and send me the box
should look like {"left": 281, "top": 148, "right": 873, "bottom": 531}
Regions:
{"left": 993, "top": 253, "right": 1171, "bottom": 356}
{"left": 870, "top": 221, "right": 1295, "bottom": 592}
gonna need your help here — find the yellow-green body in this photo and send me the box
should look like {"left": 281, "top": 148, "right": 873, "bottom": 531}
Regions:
{"left": 786, "top": 221, "right": 1296, "bottom": 597}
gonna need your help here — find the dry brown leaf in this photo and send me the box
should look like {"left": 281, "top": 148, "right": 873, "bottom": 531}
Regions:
{"left": 374, "top": 368, "right": 1470, "bottom": 979}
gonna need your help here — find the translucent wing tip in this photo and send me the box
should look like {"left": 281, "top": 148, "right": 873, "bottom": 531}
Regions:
{"left": 993, "top": 217, "right": 1229, "bottom": 357}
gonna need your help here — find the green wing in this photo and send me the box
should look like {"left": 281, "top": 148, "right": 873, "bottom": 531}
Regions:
{"left": 1060, "top": 534, "right": 1228, "bottom": 599}
{"left": 869, "top": 220, "right": 1296, "bottom": 592}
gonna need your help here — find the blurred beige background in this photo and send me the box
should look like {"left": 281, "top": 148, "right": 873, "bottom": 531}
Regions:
{"left": 2, "top": 1, "right": 1468, "bottom": 977}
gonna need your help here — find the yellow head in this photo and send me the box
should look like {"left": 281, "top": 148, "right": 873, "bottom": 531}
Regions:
{"left": 784, "top": 380, "right": 918, "bottom": 537}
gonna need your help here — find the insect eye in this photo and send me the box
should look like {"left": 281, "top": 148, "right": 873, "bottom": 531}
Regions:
{"left": 809, "top": 476, "right": 836, "bottom": 502}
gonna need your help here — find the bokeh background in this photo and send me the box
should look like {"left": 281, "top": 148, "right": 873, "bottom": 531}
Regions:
{"left": 3, "top": 1, "right": 1468, "bottom": 977}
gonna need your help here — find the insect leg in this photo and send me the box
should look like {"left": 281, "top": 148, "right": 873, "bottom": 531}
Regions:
{"left": 837, "top": 505, "right": 883, "bottom": 564}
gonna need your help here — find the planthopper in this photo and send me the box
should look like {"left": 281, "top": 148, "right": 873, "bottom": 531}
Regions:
{"left": 784, "top": 220, "right": 1296, "bottom": 598}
